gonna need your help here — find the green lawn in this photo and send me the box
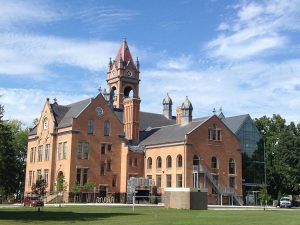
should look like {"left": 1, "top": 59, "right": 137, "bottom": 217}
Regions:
{"left": 0, "top": 206, "right": 299, "bottom": 225}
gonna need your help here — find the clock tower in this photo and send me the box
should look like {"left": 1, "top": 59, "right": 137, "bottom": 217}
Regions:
{"left": 107, "top": 39, "right": 140, "bottom": 109}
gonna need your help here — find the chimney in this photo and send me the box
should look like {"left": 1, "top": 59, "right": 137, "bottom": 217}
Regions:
{"left": 176, "top": 107, "right": 182, "bottom": 125}
{"left": 123, "top": 97, "right": 141, "bottom": 142}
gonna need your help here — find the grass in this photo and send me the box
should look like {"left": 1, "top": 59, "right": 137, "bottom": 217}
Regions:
{"left": 0, "top": 206, "right": 299, "bottom": 225}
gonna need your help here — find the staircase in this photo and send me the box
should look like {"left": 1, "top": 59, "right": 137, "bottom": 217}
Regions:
{"left": 193, "top": 165, "right": 243, "bottom": 206}
{"left": 43, "top": 192, "right": 64, "bottom": 204}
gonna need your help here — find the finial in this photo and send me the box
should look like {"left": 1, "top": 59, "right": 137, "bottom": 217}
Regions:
{"left": 213, "top": 108, "right": 216, "bottom": 114}
{"left": 46, "top": 97, "right": 49, "bottom": 102}
{"left": 98, "top": 86, "right": 102, "bottom": 93}
{"left": 53, "top": 97, "right": 57, "bottom": 103}
{"left": 219, "top": 107, "right": 222, "bottom": 112}
{"left": 122, "top": 37, "right": 126, "bottom": 42}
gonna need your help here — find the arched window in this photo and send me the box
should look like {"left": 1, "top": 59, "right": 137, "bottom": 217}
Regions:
{"left": 193, "top": 155, "right": 200, "bottom": 166}
{"left": 104, "top": 120, "right": 110, "bottom": 136}
{"left": 166, "top": 155, "right": 172, "bottom": 168}
{"left": 124, "top": 86, "right": 134, "bottom": 98}
{"left": 43, "top": 118, "right": 48, "bottom": 130}
{"left": 211, "top": 157, "right": 218, "bottom": 169}
{"left": 156, "top": 156, "right": 162, "bottom": 169}
{"left": 229, "top": 158, "right": 235, "bottom": 174}
{"left": 176, "top": 154, "right": 182, "bottom": 167}
{"left": 147, "top": 157, "right": 152, "bottom": 169}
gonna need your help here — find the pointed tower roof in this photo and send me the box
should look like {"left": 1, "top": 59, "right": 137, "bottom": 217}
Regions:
{"left": 181, "top": 96, "right": 193, "bottom": 110}
{"left": 114, "top": 38, "right": 134, "bottom": 64}
{"left": 163, "top": 93, "right": 173, "bottom": 104}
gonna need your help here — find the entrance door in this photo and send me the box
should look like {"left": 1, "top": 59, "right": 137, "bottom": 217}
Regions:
{"left": 99, "top": 185, "right": 107, "bottom": 198}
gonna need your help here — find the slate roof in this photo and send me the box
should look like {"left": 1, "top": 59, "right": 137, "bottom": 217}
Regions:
{"left": 114, "top": 110, "right": 176, "bottom": 131}
{"left": 221, "top": 114, "right": 249, "bottom": 134}
{"left": 140, "top": 117, "right": 209, "bottom": 146}
{"left": 28, "top": 98, "right": 92, "bottom": 136}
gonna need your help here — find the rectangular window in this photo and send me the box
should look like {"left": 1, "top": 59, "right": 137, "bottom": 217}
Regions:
{"left": 129, "top": 158, "right": 132, "bottom": 167}
{"left": 34, "top": 147, "right": 36, "bottom": 162}
{"left": 166, "top": 175, "right": 172, "bottom": 187}
{"left": 100, "top": 162, "right": 105, "bottom": 175}
{"left": 147, "top": 175, "right": 152, "bottom": 180}
{"left": 107, "top": 160, "right": 112, "bottom": 171}
{"left": 134, "top": 158, "right": 138, "bottom": 166}
{"left": 84, "top": 142, "right": 89, "bottom": 159}
{"left": 101, "top": 144, "right": 106, "bottom": 155}
{"left": 28, "top": 171, "right": 32, "bottom": 187}
{"left": 112, "top": 175, "right": 117, "bottom": 187}
{"left": 212, "top": 175, "right": 218, "bottom": 194}
{"left": 45, "top": 144, "right": 50, "bottom": 161}
{"left": 87, "top": 119, "right": 94, "bottom": 134}
{"left": 156, "top": 175, "right": 161, "bottom": 187}
{"left": 229, "top": 177, "right": 235, "bottom": 189}
{"left": 38, "top": 145, "right": 43, "bottom": 162}
{"left": 37, "top": 169, "right": 42, "bottom": 181}
{"left": 76, "top": 168, "right": 81, "bottom": 184}
{"left": 77, "top": 142, "right": 82, "bottom": 159}
{"left": 44, "top": 169, "right": 49, "bottom": 185}
{"left": 107, "top": 144, "right": 112, "bottom": 152}
{"left": 30, "top": 148, "right": 34, "bottom": 163}
{"left": 58, "top": 143, "right": 62, "bottom": 160}
{"left": 104, "top": 121, "right": 110, "bottom": 136}
{"left": 83, "top": 168, "right": 88, "bottom": 185}
{"left": 176, "top": 174, "right": 183, "bottom": 187}
{"left": 63, "top": 142, "right": 67, "bottom": 159}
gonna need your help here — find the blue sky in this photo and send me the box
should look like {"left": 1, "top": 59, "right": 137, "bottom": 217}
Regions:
{"left": 0, "top": 0, "right": 300, "bottom": 126}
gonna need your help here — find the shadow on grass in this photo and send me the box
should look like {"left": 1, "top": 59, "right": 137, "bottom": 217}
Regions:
{"left": 0, "top": 210, "right": 139, "bottom": 222}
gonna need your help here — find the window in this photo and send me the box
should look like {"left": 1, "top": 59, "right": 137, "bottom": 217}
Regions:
{"left": 134, "top": 158, "right": 138, "bottom": 166}
{"left": 229, "top": 158, "right": 235, "bottom": 174}
{"left": 100, "top": 162, "right": 105, "bottom": 175}
{"left": 76, "top": 168, "right": 81, "bottom": 184}
{"left": 34, "top": 147, "right": 36, "bottom": 162}
{"left": 83, "top": 168, "right": 88, "bottom": 185}
{"left": 30, "top": 148, "right": 34, "bottom": 163}
{"left": 156, "top": 156, "right": 162, "bottom": 169}
{"left": 107, "top": 160, "right": 112, "bottom": 171}
{"left": 166, "top": 155, "right": 172, "bottom": 168}
{"left": 176, "top": 154, "right": 182, "bottom": 168}
{"left": 101, "top": 144, "right": 106, "bottom": 155}
{"left": 43, "top": 118, "right": 48, "bottom": 130}
{"left": 107, "top": 144, "right": 112, "bottom": 152}
{"left": 104, "top": 120, "right": 110, "bottom": 136}
{"left": 212, "top": 175, "right": 219, "bottom": 194}
{"left": 176, "top": 174, "right": 183, "bottom": 187}
{"left": 45, "top": 144, "right": 50, "bottom": 161}
{"left": 63, "top": 142, "right": 67, "bottom": 159}
{"left": 87, "top": 119, "right": 94, "bottom": 134}
{"left": 77, "top": 142, "right": 82, "bottom": 159}
{"left": 129, "top": 157, "right": 133, "bottom": 167}
{"left": 37, "top": 169, "right": 42, "bottom": 181}
{"left": 156, "top": 175, "right": 161, "bottom": 187}
{"left": 229, "top": 177, "right": 235, "bottom": 188}
{"left": 166, "top": 175, "right": 172, "bottom": 187}
{"left": 147, "top": 157, "right": 152, "bottom": 169}
{"left": 58, "top": 143, "right": 62, "bottom": 160}
{"left": 28, "top": 171, "right": 32, "bottom": 187}
{"left": 38, "top": 145, "right": 43, "bottom": 162}
{"left": 44, "top": 169, "right": 49, "bottom": 185}
{"left": 208, "top": 124, "right": 222, "bottom": 141}
{"left": 211, "top": 157, "right": 218, "bottom": 169}
{"left": 112, "top": 175, "right": 117, "bottom": 187}
{"left": 84, "top": 142, "right": 89, "bottom": 159}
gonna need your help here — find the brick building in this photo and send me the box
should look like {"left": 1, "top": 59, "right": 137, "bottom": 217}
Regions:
{"left": 25, "top": 40, "right": 244, "bottom": 204}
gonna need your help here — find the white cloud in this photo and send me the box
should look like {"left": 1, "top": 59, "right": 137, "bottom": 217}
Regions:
{"left": 0, "top": 88, "right": 90, "bottom": 126}
{"left": 0, "top": 33, "right": 121, "bottom": 77}
{"left": 157, "top": 55, "right": 192, "bottom": 70}
{"left": 206, "top": 0, "right": 300, "bottom": 60}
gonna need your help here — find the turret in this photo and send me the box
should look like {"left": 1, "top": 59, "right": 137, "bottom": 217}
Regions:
{"left": 162, "top": 93, "right": 172, "bottom": 120}
{"left": 181, "top": 96, "right": 193, "bottom": 125}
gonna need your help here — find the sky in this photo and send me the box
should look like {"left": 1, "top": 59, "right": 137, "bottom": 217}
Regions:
{"left": 0, "top": 0, "right": 300, "bottom": 127}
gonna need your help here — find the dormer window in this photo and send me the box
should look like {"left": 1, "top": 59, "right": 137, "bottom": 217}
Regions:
{"left": 208, "top": 124, "right": 222, "bottom": 141}
{"left": 43, "top": 118, "right": 48, "bottom": 130}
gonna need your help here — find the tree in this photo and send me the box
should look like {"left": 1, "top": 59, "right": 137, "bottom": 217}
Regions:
{"left": 6, "top": 120, "right": 28, "bottom": 199}
{"left": 56, "top": 173, "right": 67, "bottom": 193}
{"left": 83, "top": 181, "right": 96, "bottom": 202}
{"left": 71, "top": 182, "right": 81, "bottom": 203}
{"left": 255, "top": 115, "right": 300, "bottom": 198}
{"left": 0, "top": 105, "right": 17, "bottom": 199}
{"left": 31, "top": 179, "right": 48, "bottom": 197}
{"left": 259, "top": 185, "right": 272, "bottom": 207}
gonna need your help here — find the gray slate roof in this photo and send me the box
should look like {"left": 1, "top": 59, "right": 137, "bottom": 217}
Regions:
{"left": 221, "top": 114, "right": 249, "bottom": 134}
{"left": 140, "top": 117, "right": 208, "bottom": 146}
{"left": 114, "top": 110, "right": 176, "bottom": 131}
